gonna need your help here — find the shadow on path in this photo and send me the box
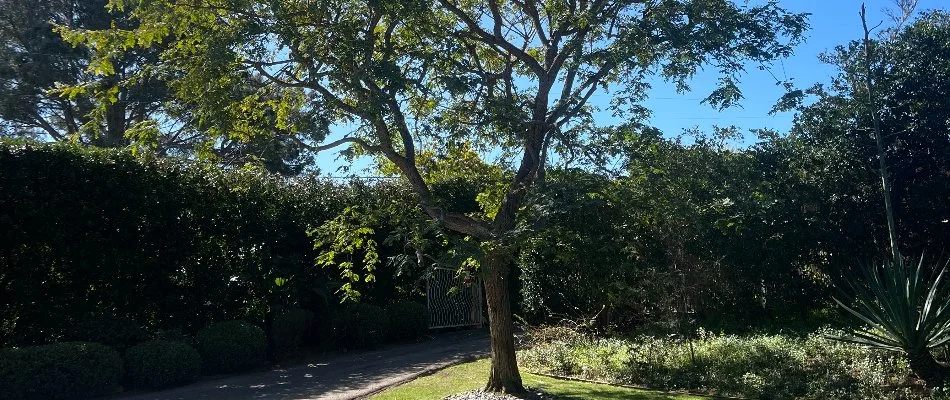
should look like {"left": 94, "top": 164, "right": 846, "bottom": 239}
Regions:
{"left": 117, "top": 330, "right": 489, "bottom": 400}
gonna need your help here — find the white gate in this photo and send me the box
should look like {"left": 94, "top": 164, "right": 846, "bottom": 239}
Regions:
{"left": 426, "top": 267, "right": 484, "bottom": 329}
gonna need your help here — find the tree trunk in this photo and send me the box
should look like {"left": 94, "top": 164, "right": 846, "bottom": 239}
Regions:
{"left": 907, "top": 349, "right": 950, "bottom": 387}
{"left": 482, "top": 251, "right": 525, "bottom": 393}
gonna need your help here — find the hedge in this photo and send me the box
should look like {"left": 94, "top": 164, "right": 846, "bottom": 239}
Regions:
{"left": 124, "top": 340, "right": 202, "bottom": 389}
{"left": 385, "top": 302, "right": 428, "bottom": 341}
{"left": 334, "top": 303, "right": 390, "bottom": 349}
{"left": 196, "top": 321, "right": 268, "bottom": 374}
{"left": 0, "top": 140, "right": 427, "bottom": 346}
{"left": 68, "top": 314, "right": 147, "bottom": 351}
{"left": 0, "top": 342, "right": 123, "bottom": 400}
{"left": 271, "top": 307, "right": 315, "bottom": 355}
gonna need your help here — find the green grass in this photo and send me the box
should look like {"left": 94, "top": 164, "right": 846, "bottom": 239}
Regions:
{"left": 371, "top": 359, "right": 704, "bottom": 400}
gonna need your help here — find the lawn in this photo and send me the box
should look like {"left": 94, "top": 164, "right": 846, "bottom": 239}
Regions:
{"left": 371, "top": 359, "right": 704, "bottom": 400}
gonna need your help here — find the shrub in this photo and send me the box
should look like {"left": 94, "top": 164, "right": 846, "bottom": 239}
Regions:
{"left": 334, "top": 303, "right": 389, "bottom": 349}
{"left": 196, "top": 321, "right": 267, "bottom": 374}
{"left": 271, "top": 308, "right": 314, "bottom": 355}
{"left": 124, "top": 340, "right": 201, "bottom": 389}
{"left": 0, "top": 342, "right": 123, "bottom": 400}
{"left": 385, "top": 302, "right": 428, "bottom": 342}
{"left": 69, "top": 314, "right": 147, "bottom": 350}
{"left": 519, "top": 327, "right": 911, "bottom": 400}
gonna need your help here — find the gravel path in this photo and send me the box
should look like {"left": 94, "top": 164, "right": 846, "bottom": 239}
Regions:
{"left": 115, "top": 330, "right": 489, "bottom": 400}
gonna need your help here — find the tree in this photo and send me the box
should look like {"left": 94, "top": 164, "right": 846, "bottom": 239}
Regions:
{"left": 778, "top": 8, "right": 950, "bottom": 256}
{"left": 0, "top": 0, "right": 321, "bottom": 173}
{"left": 0, "top": 0, "right": 167, "bottom": 145}
{"left": 68, "top": 0, "right": 807, "bottom": 392}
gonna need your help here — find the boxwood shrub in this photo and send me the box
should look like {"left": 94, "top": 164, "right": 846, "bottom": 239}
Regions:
{"left": 385, "top": 302, "right": 428, "bottom": 341}
{"left": 124, "top": 340, "right": 201, "bottom": 389}
{"left": 271, "top": 307, "right": 315, "bottom": 355}
{"left": 0, "top": 342, "right": 123, "bottom": 400}
{"left": 196, "top": 321, "right": 267, "bottom": 374}
{"left": 334, "top": 303, "right": 389, "bottom": 349}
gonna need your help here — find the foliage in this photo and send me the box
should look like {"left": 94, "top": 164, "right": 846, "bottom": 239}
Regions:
{"left": 832, "top": 254, "right": 950, "bottom": 385}
{"left": 68, "top": 314, "right": 147, "bottom": 351}
{"left": 334, "top": 303, "right": 390, "bottom": 349}
{"left": 0, "top": 141, "right": 393, "bottom": 346}
{"left": 519, "top": 130, "right": 832, "bottom": 333}
{"left": 385, "top": 302, "right": 428, "bottom": 342}
{"left": 776, "top": 10, "right": 950, "bottom": 256}
{"left": 0, "top": 342, "right": 123, "bottom": 400}
{"left": 271, "top": 307, "right": 315, "bottom": 355}
{"left": 833, "top": 254, "right": 950, "bottom": 352}
{"left": 124, "top": 340, "right": 201, "bottom": 389}
{"left": 520, "top": 327, "right": 919, "bottom": 400}
{"left": 195, "top": 321, "right": 267, "bottom": 374}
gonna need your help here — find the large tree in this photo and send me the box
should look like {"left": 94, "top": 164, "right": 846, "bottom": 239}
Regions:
{"left": 69, "top": 0, "right": 806, "bottom": 392}
{"left": 0, "top": 0, "right": 322, "bottom": 173}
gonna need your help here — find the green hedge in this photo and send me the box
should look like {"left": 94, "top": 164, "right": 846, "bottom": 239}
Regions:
{"left": 334, "top": 303, "right": 390, "bottom": 349}
{"left": 69, "top": 314, "right": 147, "bottom": 351}
{"left": 0, "top": 141, "right": 428, "bottom": 347}
{"left": 385, "top": 302, "right": 428, "bottom": 341}
{"left": 196, "top": 321, "right": 267, "bottom": 374}
{"left": 271, "top": 307, "right": 315, "bottom": 355}
{"left": 0, "top": 342, "right": 123, "bottom": 400}
{"left": 124, "top": 340, "right": 202, "bottom": 389}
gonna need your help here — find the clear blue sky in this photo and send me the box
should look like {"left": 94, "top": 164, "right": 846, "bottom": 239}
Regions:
{"left": 315, "top": 0, "right": 943, "bottom": 175}
{"left": 635, "top": 0, "right": 941, "bottom": 139}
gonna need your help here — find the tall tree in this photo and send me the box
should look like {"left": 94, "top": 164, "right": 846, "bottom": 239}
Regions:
{"left": 0, "top": 0, "right": 321, "bottom": 173}
{"left": 68, "top": 0, "right": 806, "bottom": 392}
{"left": 779, "top": 8, "right": 950, "bottom": 256}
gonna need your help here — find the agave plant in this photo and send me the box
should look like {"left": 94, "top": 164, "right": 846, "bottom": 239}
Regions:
{"left": 832, "top": 253, "right": 950, "bottom": 386}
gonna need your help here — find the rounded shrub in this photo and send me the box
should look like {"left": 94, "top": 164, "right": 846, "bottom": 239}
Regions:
{"left": 124, "top": 340, "right": 201, "bottom": 389}
{"left": 69, "top": 314, "right": 147, "bottom": 351}
{"left": 385, "top": 302, "right": 428, "bottom": 342}
{"left": 196, "top": 320, "right": 267, "bottom": 374}
{"left": 271, "top": 308, "right": 314, "bottom": 355}
{"left": 333, "top": 303, "right": 389, "bottom": 349}
{"left": 0, "top": 342, "right": 123, "bottom": 400}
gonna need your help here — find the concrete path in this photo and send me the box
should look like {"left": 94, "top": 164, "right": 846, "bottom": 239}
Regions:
{"left": 118, "top": 330, "right": 489, "bottom": 400}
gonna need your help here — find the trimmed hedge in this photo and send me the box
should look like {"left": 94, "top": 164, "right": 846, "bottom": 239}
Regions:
{"left": 196, "top": 321, "right": 267, "bottom": 374}
{"left": 271, "top": 308, "right": 315, "bottom": 355}
{"left": 334, "top": 303, "right": 389, "bottom": 349}
{"left": 124, "top": 340, "right": 202, "bottom": 389}
{"left": 69, "top": 314, "right": 147, "bottom": 351}
{"left": 0, "top": 342, "right": 123, "bottom": 400}
{"left": 385, "top": 302, "right": 428, "bottom": 341}
{"left": 0, "top": 141, "right": 429, "bottom": 347}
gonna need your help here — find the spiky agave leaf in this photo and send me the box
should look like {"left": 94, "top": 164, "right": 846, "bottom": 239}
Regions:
{"left": 829, "top": 253, "right": 950, "bottom": 353}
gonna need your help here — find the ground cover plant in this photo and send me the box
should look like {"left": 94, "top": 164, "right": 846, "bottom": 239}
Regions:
{"left": 518, "top": 327, "right": 950, "bottom": 400}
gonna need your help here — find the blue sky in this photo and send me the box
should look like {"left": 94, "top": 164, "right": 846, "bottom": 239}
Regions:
{"left": 636, "top": 0, "right": 938, "bottom": 139}
{"left": 314, "top": 0, "right": 942, "bottom": 175}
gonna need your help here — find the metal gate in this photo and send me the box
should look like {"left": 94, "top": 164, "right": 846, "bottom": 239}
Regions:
{"left": 426, "top": 267, "right": 484, "bottom": 329}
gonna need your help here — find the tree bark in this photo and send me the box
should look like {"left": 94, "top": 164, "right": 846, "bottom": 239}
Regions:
{"left": 482, "top": 251, "right": 525, "bottom": 393}
{"left": 907, "top": 349, "right": 950, "bottom": 387}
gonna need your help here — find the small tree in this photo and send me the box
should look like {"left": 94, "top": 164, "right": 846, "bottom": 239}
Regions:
{"left": 67, "top": 0, "right": 806, "bottom": 392}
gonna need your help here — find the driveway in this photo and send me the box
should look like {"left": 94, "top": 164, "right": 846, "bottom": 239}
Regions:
{"left": 117, "top": 330, "right": 489, "bottom": 400}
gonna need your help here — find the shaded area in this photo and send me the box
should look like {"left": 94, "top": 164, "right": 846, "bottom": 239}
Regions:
{"left": 116, "top": 330, "right": 488, "bottom": 400}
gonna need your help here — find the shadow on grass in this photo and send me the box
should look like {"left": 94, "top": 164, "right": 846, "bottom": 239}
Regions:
{"left": 527, "top": 376, "right": 699, "bottom": 400}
